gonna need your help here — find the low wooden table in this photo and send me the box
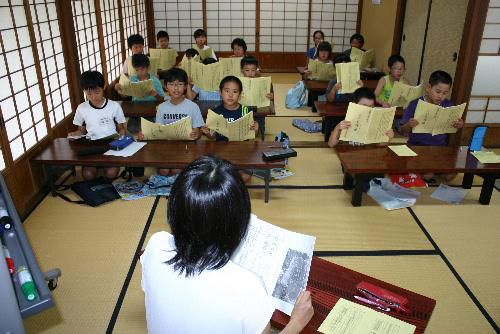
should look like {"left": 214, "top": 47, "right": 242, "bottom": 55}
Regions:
{"left": 32, "top": 139, "right": 287, "bottom": 203}
{"left": 336, "top": 145, "right": 500, "bottom": 206}
{"left": 120, "top": 100, "right": 275, "bottom": 139}
{"left": 296, "top": 66, "right": 385, "bottom": 81}
{"left": 272, "top": 257, "right": 436, "bottom": 334}
{"left": 315, "top": 101, "right": 404, "bottom": 141}
{"left": 304, "top": 79, "right": 378, "bottom": 112}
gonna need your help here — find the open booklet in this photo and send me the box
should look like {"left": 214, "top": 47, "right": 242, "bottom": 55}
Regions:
{"left": 149, "top": 48, "right": 177, "bottom": 70}
{"left": 191, "top": 61, "right": 222, "bottom": 91}
{"left": 350, "top": 47, "right": 375, "bottom": 70}
{"left": 339, "top": 102, "right": 396, "bottom": 144}
{"left": 118, "top": 74, "right": 154, "bottom": 98}
{"left": 128, "top": 57, "right": 160, "bottom": 77}
{"left": 192, "top": 44, "right": 214, "bottom": 60}
{"left": 388, "top": 82, "right": 424, "bottom": 108}
{"left": 220, "top": 57, "right": 243, "bottom": 77}
{"left": 179, "top": 54, "right": 200, "bottom": 78}
{"left": 307, "top": 59, "right": 335, "bottom": 81}
{"left": 206, "top": 109, "right": 255, "bottom": 141}
{"left": 140, "top": 117, "right": 194, "bottom": 140}
{"left": 239, "top": 76, "right": 272, "bottom": 108}
{"left": 412, "top": 100, "right": 466, "bottom": 136}
{"left": 335, "top": 62, "right": 361, "bottom": 94}
{"left": 231, "top": 214, "right": 316, "bottom": 315}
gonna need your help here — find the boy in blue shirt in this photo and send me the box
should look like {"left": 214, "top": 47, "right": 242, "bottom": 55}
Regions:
{"left": 323, "top": 54, "right": 364, "bottom": 103}
{"left": 128, "top": 54, "right": 165, "bottom": 102}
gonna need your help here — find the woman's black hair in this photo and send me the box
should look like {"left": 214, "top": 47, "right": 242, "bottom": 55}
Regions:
{"left": 429, "top": 70, "right": 452, "bottom": 86}
{"left": 349, "top": 33, "right": 365, "bottom": 45}
{"left": 156, "top": 30, "right": 169, "bottom": 41}
{"left": 353, "top": 87, "right": 376, "bottom": 103}
{"left": 164, "top": 68, "right": 188, "bottom": 84}
{"left": 193, "top": 29, "right": 207, "bottom": 39}
{"left": 334, "top": 54, "right": 351, "bottom": 64}
{"left": 81, "top": 70, "right": 105, "bottom": 90}
{"left": 185, "top": 48, "right": 199, "bottom": 58}
{"left": 317, "top": 41, "right": 332, "bottom": 54}
{"left": 202, "top": 57, "right": 218, "bottom": 65}
{"left": 240, "top": 56, "right": 259, "bottom": 69}
{"left": 167, "top": 156, "right": 251, "bottom": 277}
{"left": 312, "top": 30, "right": 325, "bottom": 39}
{"left": 388, "top": 55, "right": 405, "bottom": 68}
{"left": 231, "top": 38, "right": 247, "bottom": 52}
{"left": 219, "top": 75, "right": 243, "bottom": 92}
{"left": 131, "top": 54, "right": 150, "bottom": 69}
{"left": 127, "top": 34, "right": 144, "bottom": 49}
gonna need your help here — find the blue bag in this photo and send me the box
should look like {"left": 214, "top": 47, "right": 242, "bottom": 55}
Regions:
{"left": 292, "top": 119, "right": 322, "bottom": 133}
{"left": 285, "top": 81, "right": 308, "bottom": 109}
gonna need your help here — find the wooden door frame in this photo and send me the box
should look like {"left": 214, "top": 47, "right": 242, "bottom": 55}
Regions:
{"left": 392, "top": 0, "right": 489, "bottom": 114}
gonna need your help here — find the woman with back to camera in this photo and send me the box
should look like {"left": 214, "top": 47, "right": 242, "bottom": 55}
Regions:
{"left": 141, "top": 155, "right": 314, "bottom": 334}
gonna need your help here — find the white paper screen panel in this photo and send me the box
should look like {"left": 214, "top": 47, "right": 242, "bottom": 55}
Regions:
{"left": 71, "top": 0, "right": 102, "bottom": 74}
{"left": 101, "top": 0, "right": 122, "bottom": 84}
{"left": 309, "top": 0, "right": 359, "bottom": 53}
{"left": 259, "top": 0, "right": 309, "bottom": 52}
{"left": 153, "top": 0, "right": 204, "bottom": 51}
{"left": 30, "top": 0, "right": 72, "bottom": 128}
{"left": 137, "top": 0, "right": 149, "bottom": 51}
{"left": 471, "top": 56, "right": 500, "bottom": 96}
{"left": 206, "top": 0, "right": 256, "bottom": 52}
{"left": 121, "top": 0, "right": 139, "bottom": 52}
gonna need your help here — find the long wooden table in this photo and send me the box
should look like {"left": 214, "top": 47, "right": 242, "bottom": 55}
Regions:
{"left": 336, "top": 145, "right": 500, "bottom": 206}
{"left": 304, "top": 79, "right": 378, "bottom": 112}
{"left": 296, "top": 66, "right": 385, "bottom": 81}
{"left": 32, "top": 138, "right": 287, "bottom": 202}
{"left": 272, "top": 257, "right": 436, "bottom": 334}
{"left": 120, "top": 100, "right": 275, "bottom": 140}
{"left": 315, "top": 101, "right": 404, "bottom": 141}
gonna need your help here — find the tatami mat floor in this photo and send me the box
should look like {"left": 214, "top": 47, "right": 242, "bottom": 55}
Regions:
{"left": 21, "top": 73, "right": 499, "bottom": 333}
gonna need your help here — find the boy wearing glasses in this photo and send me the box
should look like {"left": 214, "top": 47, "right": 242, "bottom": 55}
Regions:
{"left": 138, "top": 68, "right": 204, "bottom": 175}
{"left": 68, "top": 71, "right": 126, "bottom": 180}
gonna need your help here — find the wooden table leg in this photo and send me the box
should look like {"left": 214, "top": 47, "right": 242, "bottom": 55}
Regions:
{"left": 351, "top": 174, "right": 365, "bottom": 207}
{"left": 479, "top": 175, "right": 496, "bottom": 205}
{"left": 343, "top": 171, "right": 354, "bottom": 190}
{"left": 462, "top": 173, "right": 474, "bottom": 189}
{"left": 264, "top": 169, "right": 271, "bottom": 203}
{"left": 47, "top": 165, "right": 57, "bottom": 197}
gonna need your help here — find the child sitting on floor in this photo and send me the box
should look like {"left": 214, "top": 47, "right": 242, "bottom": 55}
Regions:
{"left": 328, "top": 87, "right": 394, "bottom": 147}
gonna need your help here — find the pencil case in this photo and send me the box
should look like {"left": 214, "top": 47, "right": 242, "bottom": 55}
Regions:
{"left": 262, "top": 148, "right": 297, "bottom": 161}
{"left": 356, "top": 281, "right": 410, "bottom": 314}
{"left": 109, "top": 136, "right": 134, "bottom": 151}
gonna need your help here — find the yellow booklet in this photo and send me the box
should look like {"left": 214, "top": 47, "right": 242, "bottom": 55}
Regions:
{"left": 140, "top": 117, "right": 193, "bottom": 140}
{"left": 220, "top": 57, "right": 243, "bottom": 77}
{"left": 335, "top": 62, "right": 361, "bottom": 94}
{"left": 388, "top": 81, "right": 424, "bottom": 108}
{"left": 350, "top": 47, "right": 375, "bottom": 70}
{"left": 206, "top": 109, "right": 255, "bottom": 141}
{"left": 179, "top": 54, "right": 200, "bottom": 78}
{"left": 339, "top": 102, "right": 396, "bottom": 144}
{"left": 193, "top": 45, "right": 214, "bottom": 60}
{"left": 118, "top": 74, "right": 154, "bottom": 98}
{"left": 149, "top": 48, "right": 177, "bottom": 70}
{"left": 191, "top": 61, "right": 222, "bottom": 91}
{"left": 318, "top": 298, "right": 416, "bottom": 334}
{"left": 307, "top": 59, "right": 335, "bottom": 81}
{"left": 470, "top": 151, "right": 500, "bottom": 164}
{"left": 413, "top": 100, "right": 466, "bottom": 136}
{"left": 127, "top": 57, "right": 160, "bottom": 77}
{"left": 389, "top": 145, "right": 418, "bottom": 156}
{"left": 239, "top": 76, "right": 272, "bottom": 108}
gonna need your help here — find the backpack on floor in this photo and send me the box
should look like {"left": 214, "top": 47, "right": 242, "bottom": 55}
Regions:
{"left": 286, "top": 81, "right": 308, "bottom": 109}
{"left": 292, "top": 119, "right": 322, "bottom": 133}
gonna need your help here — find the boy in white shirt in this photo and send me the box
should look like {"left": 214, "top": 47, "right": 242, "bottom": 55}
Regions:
{"left": 192, "top": 29, "right": 217, "bottom": 61}
{"left": 121, "top": 34, "right": 145, "bottom": 76}
{"left": 68, "top": 71, "right": 126, "bottom": 180}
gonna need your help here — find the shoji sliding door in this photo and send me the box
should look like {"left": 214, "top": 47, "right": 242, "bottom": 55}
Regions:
{"left": 206, "top": 0, "right": 257, "bottom": 52}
